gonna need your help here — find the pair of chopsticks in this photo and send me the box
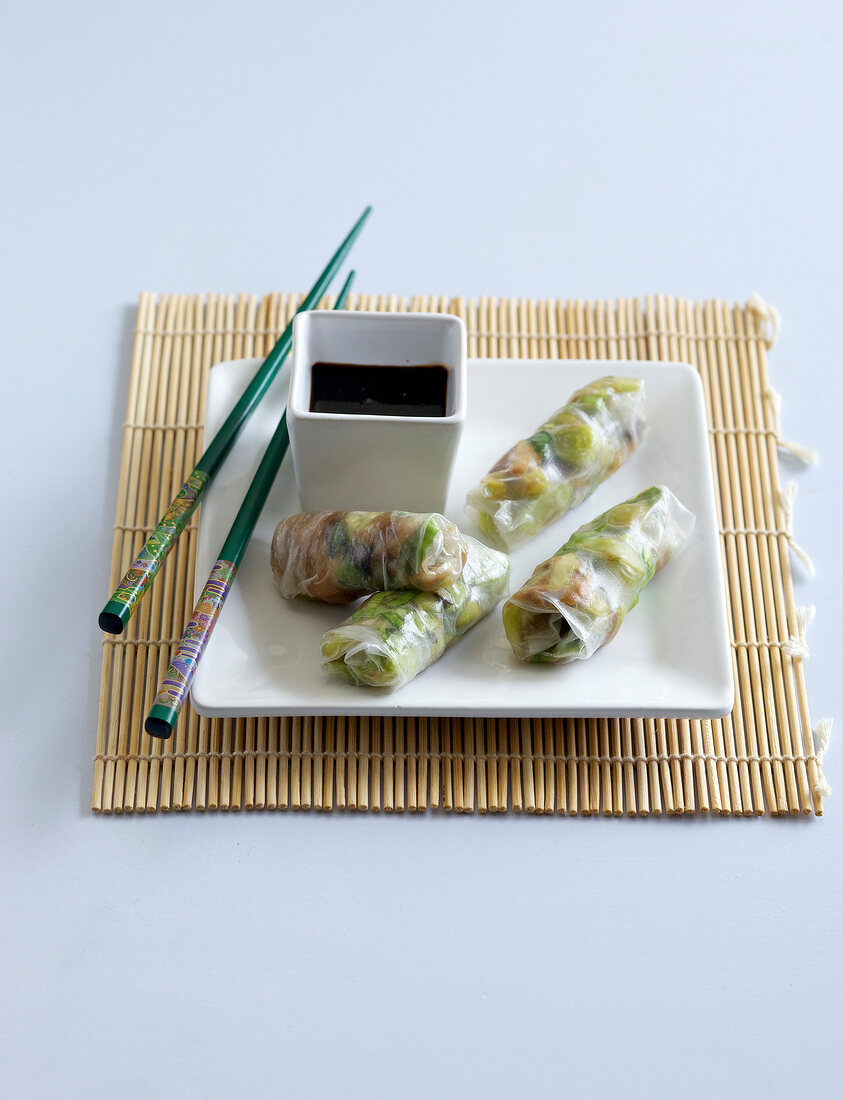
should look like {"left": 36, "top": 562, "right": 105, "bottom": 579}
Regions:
{"left": 145, "top": 270, "right": 356, "bottom": 738}
{"left": 98, "top": 208, "right": 371, "bottom": 738}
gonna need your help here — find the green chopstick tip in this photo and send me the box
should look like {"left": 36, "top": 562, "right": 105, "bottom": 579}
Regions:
{"left": 353, "top": 205, "right": 372, "bottom": 230}
{"left": 145, "top": 705, "right": 176, "bottom": 739}
{"left": 99, "top": 600, "right": 129, "bottom": 635}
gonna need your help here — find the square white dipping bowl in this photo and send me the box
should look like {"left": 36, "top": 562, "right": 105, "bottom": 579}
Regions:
{"left": 288, "top": 310, "right": 466, "bottom": 513}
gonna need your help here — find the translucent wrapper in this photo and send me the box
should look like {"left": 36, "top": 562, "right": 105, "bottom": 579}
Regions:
{"left": 271, "top": 511, "right": 468, "bottom": 604}
{"left": 502, "top": 486, "right": 694, "bottom": 663}
{"left": 465, "top": 376, "right": 648, "bottom": 549}
{"left": 321, "top": 536, "right": 511, "bottom": 689}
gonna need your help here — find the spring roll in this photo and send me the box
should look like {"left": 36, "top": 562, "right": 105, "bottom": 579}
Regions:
{"left": 321, "top": 535, "right": 510, "bottom": 689}
{"left": 502, "top": 486, "right": 694, "bottom": 663}
{"left": 271, "top": 510, "right": 468, "bottom": 604}
{"left": 465, "top": 376, "right": 648, "bottom": 549}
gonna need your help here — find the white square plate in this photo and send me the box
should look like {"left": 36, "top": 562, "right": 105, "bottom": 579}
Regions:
{"left": 191, "top": 358, "right": 733, "bottom": 719}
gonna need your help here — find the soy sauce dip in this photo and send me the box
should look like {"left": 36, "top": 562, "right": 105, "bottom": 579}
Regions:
{"left": 309, "top": 362, "right": 449, "bottom": 418}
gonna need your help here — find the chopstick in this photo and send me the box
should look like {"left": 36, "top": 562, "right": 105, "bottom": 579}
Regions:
{"left": 143, "top": 269, "right": 357, "bottom": 739}
{"left": 98, "top": 206, "right": 371, "bottom": 635}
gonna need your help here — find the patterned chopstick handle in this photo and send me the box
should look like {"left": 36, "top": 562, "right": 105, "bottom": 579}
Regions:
{"left": 100, "top": 470, "right": 210, "bottom": 632}
{"left": 146, "top": 559, "right": 237, "bottom": 731}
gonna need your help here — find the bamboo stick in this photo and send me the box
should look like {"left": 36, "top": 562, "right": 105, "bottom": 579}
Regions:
{"left": 663, "top": 295, "right": 698, "bottom": 813}
{"left": 358, "top": 716, "right": 370, "bottom": 812}
{"left": 334, "top": 717, "right": 347, "bottom": 814}
{"left": 485, "top": 718, "right": 498, "bottom": 812}
{"left": 290, "top": 715, "right": 302, "bottom": 810}
{"left": 93, "top": 291, "right": 152, "bottom": 811}
{"left": 395, "top": 717, "right": 406, "bottom": 814}
{"left": 346, "top": 718, "right": 358, "bottom": 811}
{"left": 441, "top": 717, "right": 453, "bottom": 813}
{"left": 542, "top": 718, "right": 554, "bottom": 814}
{"left": 481, "top": 722, "right": 495, "bottom": 813}
{"left": 154, "top": 296, "right": 184, "bottom": 811}
{"left": 175, "top": 296, "right": 207, "bottom": 809}
{"left": 383, "top": 716, "right": 395, "bottom": 813}
{"left": 552, "top": 720, "right": 566, "bottom": 815}
{"left": 101, "top": 293, "right": 158, "bottom": 809}
{"left": 461, "top": 719, "right": 474, "bottom": 814}
{"left": 407, "top": 718, "right": 418, "bottom": 813}
{"left": 321, "top": 717, "right": 334, "bottom": 814}
{"left": 171, "top": 295, "right": 197, "bottom": 809}
{"left": 417, "top": 717, "right": 428, "bottom": 812}
{"left": 567, "top": 721, "right": 581, "bottom": 818}
{"left": 371, "top": 716, "right": 382, "bottom": 812}
{"left": 275, "top": 716, "right": 288, "bottom": 810}
{"left": 300, "top": 717, "right": 313, "bottom": 811}
{"left": 520, "top": 718, "right": 536, "bottom": 814}
{"left": 129, "top": 295, "right": 175, "bottom": 811}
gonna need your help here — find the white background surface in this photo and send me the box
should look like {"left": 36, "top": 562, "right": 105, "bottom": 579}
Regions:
{"left": 1, "top": 1, "right": 840, "bottom": 1096}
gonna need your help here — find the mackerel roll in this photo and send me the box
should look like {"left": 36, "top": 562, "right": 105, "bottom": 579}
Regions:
{"left": 465, "top": 376, "right": 648, "bottom": 550}
{"left": 502, "top": 486, "right": 694, "bottom": 663}
{"left": 271, "top": 511, "right": 468, "bottom": 605}
{"left": 321, "top": 536, "right": 510, "bottom": 689}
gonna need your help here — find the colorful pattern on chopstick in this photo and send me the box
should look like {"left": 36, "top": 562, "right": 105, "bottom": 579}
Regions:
{"left": 92, "top": 292, "right": 825, "bottom": 816}
{"left": 151, "top": 559, "right": 237, "bottom": 711}
{"left": 109, "top": 470, "right": 210, "bottom": 621}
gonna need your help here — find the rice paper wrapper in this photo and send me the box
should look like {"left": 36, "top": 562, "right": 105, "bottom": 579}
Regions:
{"left": 321, "top": 535, "right": 511, "bottom": 689}
{"left": 465, "top": 375, "right": 648, "bottom": 550}
{"left": 271, "top": 510, "right": 468, "bottom": 604}
{"left": 502, "top": 486, "right": 694, "bottom": 663}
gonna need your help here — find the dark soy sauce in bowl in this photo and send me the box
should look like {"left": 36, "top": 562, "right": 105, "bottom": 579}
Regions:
{"left": 309, "top": 362, "right": 449, "bottom": 418}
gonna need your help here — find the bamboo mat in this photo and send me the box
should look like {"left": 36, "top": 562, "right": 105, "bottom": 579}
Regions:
{"left": 93, "top": 292, "right": 828, "bottom": 816}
